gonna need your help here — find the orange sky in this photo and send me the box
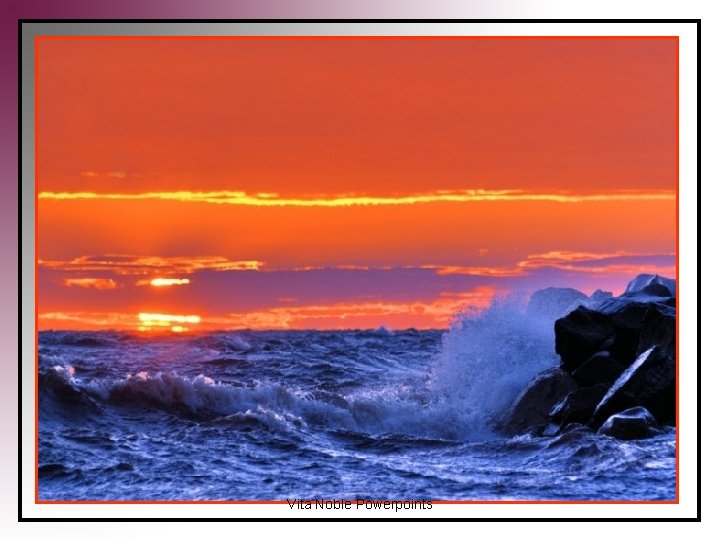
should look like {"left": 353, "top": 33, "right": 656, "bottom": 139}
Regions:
{"left": 36, "top": 37, "right": 677, "bottom": 331}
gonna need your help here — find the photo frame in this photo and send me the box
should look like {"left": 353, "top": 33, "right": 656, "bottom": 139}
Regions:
{"left": 19, "top": 19, "right": 699, "bottom": 522}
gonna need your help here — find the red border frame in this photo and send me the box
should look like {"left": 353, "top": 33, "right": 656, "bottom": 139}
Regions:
{"left": 34, "top": 34, "right": 681, "bottom": 505}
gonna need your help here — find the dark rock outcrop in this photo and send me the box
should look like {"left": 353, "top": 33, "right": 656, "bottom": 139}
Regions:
{"left": 598, "top": 406, "right": 662, "bottom": 440}
{"left": 497, "top": 274, "right": 676, "bottom": 440}
{"left": 555, "top": 297, "right": 675, "bottom": 373}
{"left": 588, "top": 289, "right": 613, "bottom": 304}
{"left": 603, "top": 300, "right": 676, "bottom": 367}
{"left": 543, "top": 421, "right": 592, "bottom": 437}
{"left": 571, "top": 351, "right": 625, "bottom": 387}
{"left": 548, "top": 383, "right": 608, "bottom": 427}
{"left": 590, "top": 345, "right": 676, "bottom": 428}
{"left": 635, "top": 303, "right": 676, "bottom": 359}
{"left": 554, "top": 306, "right": 615, "bottom": 373}
{"left": 497, "top": 367, "right": 578, "bottom": 435}
{"left": 555, "top": 273, "right": 675, "bottom": 377}
{"left": 624, "top": 274, "right": 676, "bottom": 298}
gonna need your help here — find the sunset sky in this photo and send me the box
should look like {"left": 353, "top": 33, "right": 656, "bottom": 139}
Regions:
{"left": 37, "top": 37, "right": 677, "bottom": 331}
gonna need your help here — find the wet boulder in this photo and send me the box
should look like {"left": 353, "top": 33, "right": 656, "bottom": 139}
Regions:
{"left": 499, "top": 274, "right": 675, "bottom": 438}
{"left": 588, "top": 289, "right": 613, "bottom": 305}
{"left": 554, "top": 274, "right": 676, "bottom": 377}
{"left": 635, "top": 303, "right": 676, "bottom": 360}
{"left": 590, "top": 346, "right": 676, "bottom": 428}
{"left": 548, "top": 383, "right": 608, "bottom": 427}
{"left": 598, "top": 406, "right": 662, "bottom": 440}
{"left": 571, "top": 351, "right": 625, "bottom": 387}
{"left": 602, "top": 300, "right": 676, "bottom": 368}
{"left": 624, "top": 274, "right": 676, "bottom": 298}
{"left": 542, "top": 421, "right": 591, "bottom": 437}
{"left": 554, "top": 306, "right": 615, "bottom": 373}
{"left": 497, "top": 367, "right": 578, "bottom": 435}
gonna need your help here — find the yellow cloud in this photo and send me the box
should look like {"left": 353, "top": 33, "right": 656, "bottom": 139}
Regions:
{"left": 40, "top": 255, "right": 262, "bottom": 275}
{"left": 63, "top": 278, "right": 118, "bottom": 290}
{"left": 424, "top": 251, "right": 675, "bottom": 278}
{"left": 38, "top": 189, "right": 676, "bottom": 207}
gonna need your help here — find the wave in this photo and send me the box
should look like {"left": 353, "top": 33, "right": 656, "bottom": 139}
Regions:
{"left": 38, "top": 366, "right": 103, "bottom": 419}
{"left": 37, "top": 287, "right": 613, "bottom": 442}
{"left": 190, "top": 334, "right": 253, "bottom": 354}
{"left": 428, "top": 298, "right": 559, "bottom": 433}
{"left": 38, "top": 366, "right": 475, "bottom": 440}
{"left": 39, "top": 331, "right": 130, "bottom": 348}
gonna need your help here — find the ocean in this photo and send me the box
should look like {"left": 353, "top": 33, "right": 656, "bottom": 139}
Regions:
{"left": 37, "top": 305, "right": 676, "bottom": 501}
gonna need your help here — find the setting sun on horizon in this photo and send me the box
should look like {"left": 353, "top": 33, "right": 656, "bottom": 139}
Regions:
{"left": 37, "top": 36, "right": 677, "bottom": 332}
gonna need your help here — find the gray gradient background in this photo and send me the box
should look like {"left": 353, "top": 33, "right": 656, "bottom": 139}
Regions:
{"left": 15, "top": 18, "right": 701, "bottom": 522}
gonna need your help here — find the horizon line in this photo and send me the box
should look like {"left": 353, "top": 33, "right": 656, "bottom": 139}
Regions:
{"left": 37, "top": 327, "right": 447, "bottom": 333}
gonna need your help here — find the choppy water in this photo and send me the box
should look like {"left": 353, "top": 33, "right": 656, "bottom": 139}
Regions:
{"left": 38, "top": 309, "right": 676, "bottom": 501}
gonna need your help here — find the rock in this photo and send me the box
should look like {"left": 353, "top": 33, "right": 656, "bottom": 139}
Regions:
{"left": 590, "top": 346, "right": 676, "bottom": 428}
{"left": 571, "top": 351, "right": 625, "bottom": 387}
{"left": 598, "top": 406, "right": 662, "bottom": 440}
{"left": 588, "top": 289, "right": 613, "bottom": 305}
{"left": 554, "top": 274, "right": 676, "bottom": 375}
{"left": 635, "top": 303, "right": 676, "bottom": 360}
{"left": 497, "top": 367, "right": 578, "bottom": 435}
{"left": 523, "top": 425, "right": 547, "bottom": 437}
{"left": 526, "top": 287, "right": 587, "bottom": 321}
{"left": 498, "top": 274, "right": 676, "bottom": 437}
{"left": 624, "top": 274, "right": 676, "bottom": 298}
{"left": 542, "top": 423, "right": 563, "bottom": 437}
{"left": 601, "top": 300, "right": 676, "bottom": 367}
{"left": 543, "top": 421, "right": 591, "bottom": 437}
{"left": 562, "top": 422, "right": 591, "bottom": 434}
{"left": 554, "top": 306, "right": 615, "bottom": 373}
{"left": 548, "top": 383, "right": 608, "bottom": 426}
{"left": 547, "top": 429, "right": 591, "bottom": 447}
